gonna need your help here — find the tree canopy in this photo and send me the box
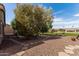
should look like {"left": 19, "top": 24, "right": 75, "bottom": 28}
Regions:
{"left": 11, "top": 4, "right": 53, "bottom": 37}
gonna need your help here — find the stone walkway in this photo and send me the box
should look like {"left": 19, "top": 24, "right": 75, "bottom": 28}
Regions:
{"left": 13, "top": 44, "right": 79, "bottom": 56}
{"left": 1, "top": 36, "right": 79, "bottom": 56}
{"left": 12, "top": 36, "right": 79, "bottom": 56}
{"left": 58, "top": 45, "right": 79, "bottom": 56}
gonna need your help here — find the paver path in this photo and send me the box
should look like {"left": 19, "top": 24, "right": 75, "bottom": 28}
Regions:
{"left": 58, "top": 45, "right": 79, "bottom": 56}
{"left": 0, "top": 36, "right": 79, "bottom": 56}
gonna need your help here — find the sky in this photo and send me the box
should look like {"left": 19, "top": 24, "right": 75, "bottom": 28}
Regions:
{"left": 4, "top": 3, "right": 16, "bottom": 24}
{"left": 3, "top": 3, "right": 79, "bottom": 28}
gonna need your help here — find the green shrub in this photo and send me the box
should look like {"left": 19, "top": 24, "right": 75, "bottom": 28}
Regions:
{"left": 11, "top": 4, "right": 53, "bottom": 37}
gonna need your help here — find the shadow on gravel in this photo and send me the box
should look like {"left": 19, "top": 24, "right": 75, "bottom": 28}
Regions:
{"left": 0, "top": 35, "right": 62, "bottom": 56}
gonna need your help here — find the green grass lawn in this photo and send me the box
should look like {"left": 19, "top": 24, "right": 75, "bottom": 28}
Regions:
{"left": 42, "top": 32, "right": 79, "bottom": 36}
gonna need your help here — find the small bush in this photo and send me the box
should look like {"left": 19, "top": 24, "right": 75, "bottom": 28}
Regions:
{"left": 71, "top": 37, "right": 76, "bottom": 41}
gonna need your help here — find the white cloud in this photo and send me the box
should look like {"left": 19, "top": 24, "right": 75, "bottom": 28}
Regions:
{"left": 53, "top": 17, "right": 79, "bottom": 29}
{"left": 53, "top": 18, "right": 64, "bottom": 22}
{"left": 53, "top": 10, "right": 64, "bottom": 15}
{"left": 53, "top": 13, "right": 79, "bottom": 29}
{"left": 74, "top": 13, "right": 79, "bottom": 16}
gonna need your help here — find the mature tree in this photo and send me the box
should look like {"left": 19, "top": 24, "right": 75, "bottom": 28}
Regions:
{"left": 11, "top": 4, "right": 53, "bottom": 36}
